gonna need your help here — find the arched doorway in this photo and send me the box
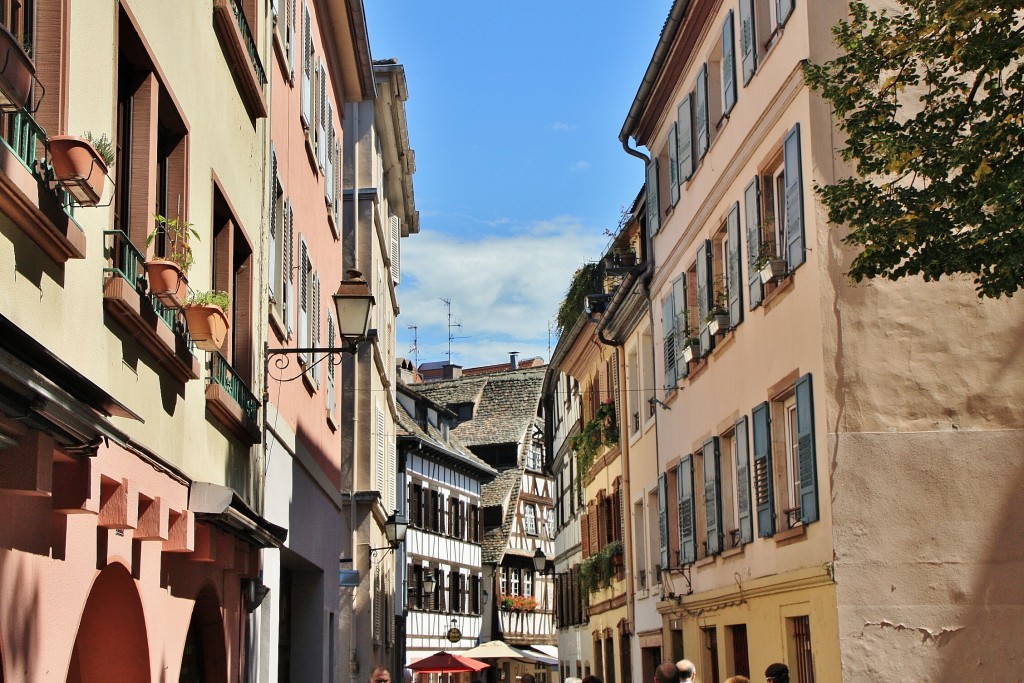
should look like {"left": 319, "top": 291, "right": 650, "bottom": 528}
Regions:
{"left": 66, "top": 564, "right": 150, "bottom": 683}
{"left": 179, "top": 584, "right": 227, "bottom": 682}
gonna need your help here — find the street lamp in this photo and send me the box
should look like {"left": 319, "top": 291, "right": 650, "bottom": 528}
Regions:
{"left": 369, "top": 510, "right": 409, "bottom": 560}
{"left": 532, "top": 547, "right": 548, "bottom": 574}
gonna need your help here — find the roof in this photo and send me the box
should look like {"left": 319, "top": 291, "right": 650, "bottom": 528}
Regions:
{"left": 480, "top": 466, "right": 524, "bottom": 564}
{"left": 395, "top": 384, "right": 496, "bottom": 478}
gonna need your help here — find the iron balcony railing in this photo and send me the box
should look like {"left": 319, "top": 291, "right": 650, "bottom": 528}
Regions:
{"left": 227, "top": 0, "right": 266, "bottom": 86}
{"left": 1, "top": 111, "right": 75, "bottom": 215}
{"left": 208, "top": 351, "right": 260, "bottom": 425}
{"left": 104, "top": 229, "right": 194, "bottom": 348}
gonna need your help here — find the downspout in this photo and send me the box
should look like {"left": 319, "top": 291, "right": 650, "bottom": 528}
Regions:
{"left": 349, "top": 100, "right": 360, "bottom": 683}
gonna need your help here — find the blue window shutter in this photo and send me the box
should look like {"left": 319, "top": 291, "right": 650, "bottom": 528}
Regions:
{"left": 646, "top": 159, "right": 661, "bottom": 236}
{"left": 658, "top": 473, "right": 669, "bottom": 571}
{"left": 796, "top": 374, "right": 819, "bottom": 524}
{"left": 695, "top": 65, "right": 709, "bottom": 161}
{"left": 784, "top": 124, "right": 806, "bottom": 269}
{"left": 661, "top": 293, "right": 677, "bottom": 390}
{"left": 752, "top": 401, "right": 775, "bottom": 537}
{"left": 739, "top": 0, "right": 757, "bottom": 85}
{"left": 677, "top": 95, "right": 694, "bottom": 181}
{"left": 668, "top": 124, "right": 679, "bottom": 206}
{"left": 672, "top": 274, "right": 689, "bottom": 378}
{"left": 722, "top": 11, "right": 737, "bottom": 114}
{"left": 678, "top": 456, "right": 695, "bottom": 564}
{"left": 703, "top": 438, "right": 723, "bottom": 555}
{"left": 696, "top": 239, "right": 713, "bottom": 353}
{"left": 727, "top": 202, "right": 743, "bottom": 327}
{"left": 735, "top": 416, "right": 753, "bottom": 543}
{"left": 745, "top": 176, "right": 764, "bottom": 309}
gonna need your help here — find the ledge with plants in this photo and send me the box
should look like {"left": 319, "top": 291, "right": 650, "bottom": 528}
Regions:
{"left": 146, "top": 214, "right": 199, "bottom": 310}
{"left": 704, "top": 284, "right": 730, "bottom": 336}
{"left": 498, "top": 594, "right": 538, "bottom": 613}
{"left": 578, "top": 541, "right": 623, "bottom": 599}
{"left": 752, "top": 239, "right": 787, "bottom": 284}
{"left": 569, "top": 399, "right": 618, "bottom": 480}
{"left": 184, "top": 290, "right": 230, "bottom": 352}
{"left": 49, "top": 131, "right": 114, "bottom": 207}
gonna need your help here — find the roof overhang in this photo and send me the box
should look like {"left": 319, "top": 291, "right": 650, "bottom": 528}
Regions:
{"left": 189, "top": 481, "right": 288, "bottom": 548}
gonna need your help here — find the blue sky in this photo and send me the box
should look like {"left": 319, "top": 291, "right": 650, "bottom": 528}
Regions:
{"left": 364, "top": 2, "right": 671, "bottom": 369}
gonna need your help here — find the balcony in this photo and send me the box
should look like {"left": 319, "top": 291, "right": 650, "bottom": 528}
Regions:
{"left": 0, "top": 111, "right": 83, "bottom": 262}
{"left": 213, "top": 0, "right": 268, "bottom": 118}
{"left": 102, "top": 230, "right": 200, "bottom": 383}
{"left": 206, "top": 351, "right": 261, "bottom": 444}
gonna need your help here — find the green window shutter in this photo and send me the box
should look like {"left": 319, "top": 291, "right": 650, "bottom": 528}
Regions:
{"left": 779, "top": 0, "right": 795, "bottom": 26}
{"left": 696, "top": 239, "right": 713, "bottom": 353}
{"left": 796, "top": 373, "right": 819, "bottom": 524}
{"left": 646, "top": 160, "right": 661, "bottom": 236}
{"left": 739, "top": 0, "right": 757, "bottom": 85}
{"left": 784, "top": 123, "right": 806, "bottom": 269}
{"left": 678, "top": 456, "right": 696, "bottom": 564}
{"left": 668, "top": 123, "right": 679, "bottom": 206}
{"left": 727, "top": 202, "right": 743, "bottom": 327}
{"left": 662, "top": 293, "right": 677, "bottom": 390}
{"left": 744, "top": 176, "right": 763, "bottom": 309}
{"left": 752, "top": 401, "right": 775, "bottom": 537}
{"left": 677, "top": 95, "right": 694, "bottom": 181}
{"left": 657, "top": 473, "right": 669, "bottom": 571}
{"left": 703, "top": 438, "right": 723, "bottom": 555}
{"left": 735, "top": 416, "right": 753, "bottom": 543}
{"left": 695, "top": 65, "right": 709, "bottom": 161}
{"left": 672, "top": 274, "right": 689, "bottom": 378}
{"left": 722, "top": 11, "right": 737, "bottom": 115}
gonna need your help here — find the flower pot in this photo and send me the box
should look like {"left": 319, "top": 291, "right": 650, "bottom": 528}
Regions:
{"left": 146, "top": 259, "right": 188, "bottom": 310}
{"left": 682, "top": 344, "right": 696, "bottom": 364}
{"left": 759, "top": 259, "right": 787, "bottom": 284}
{"left": 707, "top": 314, "right": 730, "bottom": 336}
{"left": 49, "top": 136, "right": 108, "bottom": 207}
{"left": 184, "top": 304, "right": 230, "bottom": 352}
{"left": 0, "top": 25, "right": 34, "bottom": 112}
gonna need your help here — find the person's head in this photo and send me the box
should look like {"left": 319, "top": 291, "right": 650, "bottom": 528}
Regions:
{"left": 655, "top": 661, "right": 680, "bottom": 683}
{"left": 764, "top": 663, "right": 789, "bottom": 683}
{"left": 581, "top": 675, "right": 602, "bottom": 683}
{"left": 724, "top": 677, "right": 750, "bottom": 683}
{"left": 370, "top": 667, "right": 392, "bottom": 683}
{"left": 522, "top": 675, "right": 536, "bottom": 683}
{"left": 676, "top": 660, "right": 696, "bottom": 682}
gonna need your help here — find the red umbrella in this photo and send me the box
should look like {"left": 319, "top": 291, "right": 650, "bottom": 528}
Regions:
{"left": 408, "top": 651, "right": 490, "bottom": 674}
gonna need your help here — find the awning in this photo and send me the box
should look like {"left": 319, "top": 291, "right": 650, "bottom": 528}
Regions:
{"left": 189, "top": 481, "right": 288, "bottom": 548}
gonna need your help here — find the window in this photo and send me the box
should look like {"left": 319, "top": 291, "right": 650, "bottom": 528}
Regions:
{"left": 627, "top": 346, "right": 640, "bottom": 435}
{"left": 524, "top": 570, "right": 533, "bottom": 598}
{"left": 733, "top": 416, "right": 754, "bottom": 545}
{"left": 526, "top": 440, "right": 542, "bottom": 470}
{"left": 661, "top": 274, "right": 690, "bottom": 389}
{"left": 524, "top": 504, "right": 537, "bottom": 536}
{"left": 695, "top": 65, "right": 710, "bottom": 161}
{"left": 677, "top": 456, "right": 696, "bottom": 564}
{"left": 211, "top": 185, "right": 255, "bottom": 383}
{"left": 300, "top": 2, "right": 312, "bottom": 127}
{"left": 633, "top": 499, "right": 646, "bottom": 590}
{"left": 752, "top": 373, "right": 818, "bottom": 537}
{"left": 676, "top": 93, "right": 694, "bottom": 183}
{"left": 409, "top": 483, "right": 422, "bottom": 527}
{"left": 647, "top": 488, "right": 661, "bottom": 583}
{"left": 721, "top": 10, "right": 738, "bottom": 116}
{"left": 701, "top": 438, "right": 723, "bottom": 556}
{"left": 667, "top": 123, "right": 679, "bottom": 206}
{"left": 726, "top": 624, "right": 750, "bottom": 678}
{"left": 701, "top": 626, "right": 721, "bottom": 683}
{"left": 510, "top": 567, "right": 520, "bottom": 596}
{"left": 787, "top": 616, "right": 816, "bottom": 683}
{"left": 646, "top": 160, "right": 660, "bottom": 235}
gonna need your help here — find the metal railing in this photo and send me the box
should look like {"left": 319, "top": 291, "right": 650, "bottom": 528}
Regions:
{"left": 208, "top": 351, "right": 260, "bottom": 425}
{"left": 1, "top": 111, "right": 75, "bottom": 215}
{"left": 104, "top": 229, "right": 193, "bottom": 347}
{"left": 227, "top": 0, "right": 266, "bottom": 86}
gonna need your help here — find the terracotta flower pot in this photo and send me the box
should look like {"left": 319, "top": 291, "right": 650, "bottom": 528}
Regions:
{"left": 145, "top": 259, "right": 188, "bottom": 309}
{"left": 0, "top": 25, "right": 35, "bottom": 111}
{"left": 184, "top": 304, "right": 230, "bottom": 352}
{"left": 49, "top": 136, "right": 108, "bottom": 206}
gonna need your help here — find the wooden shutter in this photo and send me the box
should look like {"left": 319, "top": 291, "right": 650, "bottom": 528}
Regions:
{"left": 672, "top": 274, "right": 689, "bottom": 378}
{"left": 668, "top": 123, "right": 679, "bottom": 206}
{"left": 696, "top": 239, "right": 713, "bottom": 353}
{"left": 390, "top": 215, "right": 401, "bottom": 284}
{"left": 646, "top": 159, "right": 660, "bottom": 235}
{"left": 695, "top": 65, "right": 709, "bottom": 160}
{"left": 784, "top": 124, "right": 806, "bottom": 269}
{"left": 796, "top": 374, "right": 819, "bottom": 524}
{"left": 739, "top": 0, "right": 757, "bottom": 84}
{"left": 661, "top": 293, "right": 677, "bottom": 390}
{"left": 581, "top": 511, "right": 591, "bottom": 560}
{"left": 678, "top": 457, "right": 695, "bottom": 564}
{"left": 436, "top": 569, "right": 446, "bottom": 611}
{"left": 703, "top": 438, "right": 723, "bottom": 555}
{"left": 375, "top": 406, "right": 385, "bottom": 495}
{"left": 722, "top": 11, "right": 737, "bottom": 114}
{"left": 312, "top": 274, "right": 321, "bottom": 372}
{"left": 735, "top": 416, "right": 753, "bottom": 543}
{"left": 269, "top": 148, "right": 278, "bottom": 300}
{"left": 613, "top": 478, "right": 623, "bottom": 543}
{"left": 752, "top": 401, "right": 776, "bottom": 537}
{"left": 301, "top": 3, "right": 311, "bottom": 127}
{"left": 744, "top": 177, "right": 763, "bottom": 310}
{"left": 410, "top": 484, "right": 421, "bottom": 526}
{"left": 298, "top": 237, "right": 309, "bottom": 356}
{"left": 588, "top": 501, "right": 599, "bottom": 556}
{"left": 727, "top": 202, "right": 744, "bottom": 326}
{"left": 677, "top": 94, "right": 694, "bottom": 181}
{"left": 287, "top": 0, "right": 296, "bottom": 76}
{"left": 779, "top": 0, "right": 795, "bottom": 26}
{"left": 657, "top": 473, "right": 669, "bottom": 570}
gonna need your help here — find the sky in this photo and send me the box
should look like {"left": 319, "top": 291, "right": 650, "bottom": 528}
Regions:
{"left": 364, "top": 2, "right": 672, "bottom": 370}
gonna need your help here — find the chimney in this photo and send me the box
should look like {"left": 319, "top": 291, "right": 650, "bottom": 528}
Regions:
{"left": 443, "top": 363, "right": 462, "bottom": 380}
{"left": 509, "top": 352, "right": 519, "bottom": 370}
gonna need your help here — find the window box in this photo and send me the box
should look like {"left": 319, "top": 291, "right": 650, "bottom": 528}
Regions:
{"left": 48, "top": 136, "right": 108, "bottom": 207}
{"left": 759, "top": 259, "right": 787, "bottom": 284}
{"left": 0, "top": 24, "right": 35, "bottom": 112}
{"left": 681, "top": 338, "right": 701, "bottom": 364}
{"left": 145, "top": 259, "right": 188, "bottom": 310}
{"left": 707, "top": 313, "right": 730, "bottom": 336}
{"left": 184, "top": 301, "right": 230, "bottom": 352}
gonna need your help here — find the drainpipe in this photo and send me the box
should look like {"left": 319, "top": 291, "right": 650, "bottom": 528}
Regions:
{"left": 349, "top": 100, "right": 361, "bottom": 683}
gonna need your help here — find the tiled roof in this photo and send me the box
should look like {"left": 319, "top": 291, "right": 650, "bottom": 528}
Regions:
{"left": 395, "top": 385, "right": 496, "bottom": 478}
{"left": 480, "top": 466, "right": 524, "bottom": 564}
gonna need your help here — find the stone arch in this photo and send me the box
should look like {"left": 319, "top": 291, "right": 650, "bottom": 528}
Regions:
{"left": 66, "top": 563, "right": 150, "bottom": 683}
{"left": 179, "top": 583, "right": 228, "bottom": 682}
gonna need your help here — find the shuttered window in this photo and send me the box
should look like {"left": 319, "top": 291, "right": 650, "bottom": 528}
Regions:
{"left": 646, "top": 159, "right": 660, "bottom": 236}
{"left": 796, "top": 374, "right": 818, "bottom": 524}
{"left": 722, "top": 10, "right": 737, "bottom": 114}
{"left": 695, "top": 65, "right": 710, "bottom": 161}
{"left": 269, "top": 147, "right": 280, "bottom": 302}
{"left": 752, "top": 401, "right": 775, "bottom": 537}
{"left": 390, "top": 215, "right": 401, "bottom": 284}
{"left": 726, "top": 202, "right": 744, "bottom": 326}
{"left": 282, "top": 201, "right": 294, "bottom": 333}
{"left": 696, "top": 239, "right": 713, "bottom": 353}
{"left": 703, "top": 438, "right": 723, "bottom": 555}
{"left": 744, "top": 177, "right": 763, "bottom": 310}
{"left": 657, "top": 473, "right": 669, "bottom": 571}
{"left": 784, "top": 124, "right": 806, "bottom": 269}
{"left": 678, "top": 456, "right": 696, "bottom": 564}
{"left": 581, "top": 510, "right": 591, "bottom": 560}
{"left": 661, "top": 293, "right": 677, "bottom": 390}
{"left": 326, "top": 313, "right": 336, "bottom": 413}
{"left": 677, "top": 94, "right": 694, "bottom": 181}
{"left": 668, "top": 123, "right": 679, "bottom": 206}
{"left": 375, "top": 406, "right": 385, "bottom": 497}
{"left": 317, "top": 62, "right": 328, "bottom": 168}
{"left": 739, "top": 0, "right": 757, "bottom": 84}
{"left": 735, "top": 416, "right": 753, "bottom": 543}
{"left": 672, "top": 274, "right": 689, "bottom": 378}
{"left": 300, "top": 3, "right": 311, "bottom": 127}
{"left": 298, "top": 237, "right": 310, "bottom": 360}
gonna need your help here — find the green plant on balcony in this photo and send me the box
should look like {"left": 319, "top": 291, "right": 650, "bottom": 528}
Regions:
{"left": 146, "top": 214, "right": 199, "bottom": 309}
{"left": 82, "top": 131, "right": 115, "bottom": 167}
{"left": 184, "top": 290, "right": 231, "bottom": 353}
{"left": 569, "top": 399, "right": 618, "bottom": 479}
{"left": 556, "top": 262, "right": 599, "bottom": 335}
{"left": 188, "top": 290, "right": 230, "bottom": 312}
{"left": 498, "top": 594, "right": 538, "bottom": 613}
{"left": 578, "top": 540, "right": 623, "bottom": 599}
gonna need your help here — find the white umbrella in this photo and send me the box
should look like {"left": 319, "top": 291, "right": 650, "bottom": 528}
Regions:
{"left": 462, "top": 640, "right": 533, "bottom": 661}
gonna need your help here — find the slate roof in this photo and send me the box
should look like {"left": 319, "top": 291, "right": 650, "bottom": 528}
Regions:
{"left": 395, "top": 384, "right": 496, "bottom": 478}
{"left": 480, "top": 466, "right": 524, "bottom": 564}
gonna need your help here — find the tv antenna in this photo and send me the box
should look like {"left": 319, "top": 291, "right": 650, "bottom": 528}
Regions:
{"left": 407, "top": 324, "right": 420, "bottom": 367}
{"left": 440, "top": 298, "right": 470, "bottom": 364}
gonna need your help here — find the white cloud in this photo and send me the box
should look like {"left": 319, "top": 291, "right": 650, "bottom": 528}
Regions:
{"left": 569, "top": 160, "right": 591, "bottom": 172}
{"left": 552, "top": 121, "right": 576, "bottom": 132}
{"left": 395, "top": 217, "right": 607, "bottom": 369}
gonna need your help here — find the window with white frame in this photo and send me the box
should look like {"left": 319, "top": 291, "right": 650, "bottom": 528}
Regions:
{"left": 524, "top": 504, "right": 537, "bottom": 536}
{"left": 524, "top": 570, "right": 533, "bottom": 598}
{"left": 510, "top": 567, "right": 520, "bottom": 595}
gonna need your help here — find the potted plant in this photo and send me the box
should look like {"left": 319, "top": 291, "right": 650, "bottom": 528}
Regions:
{"left": 704, "top": 286, "right": 730, "bottom": 335}
{"left": 146, "top": 214, "right": 199, "bottom": 309}
{"left": 681, "top": 336, "right": 701, "bottom": 364}
{"left": 48, "top": 132, "right": 113, "bottom": 207}
{"left": 753, "top": 239, "right": 787, "bottom": 284}
{"left": 0, "top": 25, "right": 34, "bottom": 111}
{"left": 184, "top": 290, "right": 230, "bottom": 352}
